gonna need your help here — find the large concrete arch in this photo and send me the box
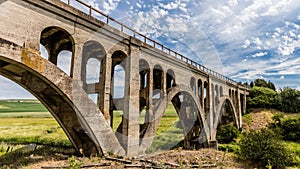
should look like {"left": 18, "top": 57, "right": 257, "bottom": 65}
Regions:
{"left": 167, "top": 84, "right": 209, "bottom": 138}
{"left": 0, "top": 43, "right": 125, "bottom": 156}
{"left": 139, "top": 84, "right": 209, "bottom": 152}
{"left": 215, "top": 96, "right": 239, "bottom": 129}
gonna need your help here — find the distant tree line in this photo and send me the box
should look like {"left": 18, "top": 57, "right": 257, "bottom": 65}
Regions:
{"left": 245, "top": 79, "right": 300, "bottom": 113}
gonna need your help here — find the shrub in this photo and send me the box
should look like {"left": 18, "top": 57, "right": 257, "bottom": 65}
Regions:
{"left": 239, "top": 129, "right": 292, "bottom": 169}
{"left": 216, "top": 124, "right": 239, "bottom": 144}
{"left": 281, "top": 118, "right": 300, "bottom": 142}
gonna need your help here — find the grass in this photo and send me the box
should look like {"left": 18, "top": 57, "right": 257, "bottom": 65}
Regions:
{"left": 0, "top": 99, "right": 70, "bottom": 147}
{"left": 283, "top": 141, "right": 300, "bottom": 168}
{"left": 146, "top": 103, "right": 184, "bottom": 153}
{"left": 0, "top": 100, "right": 47, "bottom": 113}
{"left": 0, "top": 117, "right": 71, "bottom": 147}
{"left": 0, "top": 100, "right": 183, "bottom": 152}
{"left": 1, "top": 100, "right": 300, "bottom": 168}
{"left": 242, "top": 113, "right": 252, "bottom": 125}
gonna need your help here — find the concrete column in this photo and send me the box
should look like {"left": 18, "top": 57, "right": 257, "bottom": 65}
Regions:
{"left": 237, "top": 90, "right": 242, "bottom": 129}
{"left": 207, "top": 78, "right": 214, "bottom": 141}
{"left": 123, "top": 44, "right": 140, "bottom": 156}
{"left": 102, "top": 54, "right": 112, "bottom": 123}
{"left": 71, "top": 44, "right": 83, "bottom": 82}
{"left": 243, "top": 92, "right": 247, "bottom": 114}
{"left": 148, "top": 67, "right": 154, "bottom": 134}
{"left": 201, "top": 82, "right": 204, "bottom": 110}
{"left": 163, "top": 70, "right": 167, "bottom": 96}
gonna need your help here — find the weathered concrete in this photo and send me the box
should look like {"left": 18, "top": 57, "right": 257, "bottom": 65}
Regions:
{"left": 0, "top": 0, "right": 249, "bottom": 156}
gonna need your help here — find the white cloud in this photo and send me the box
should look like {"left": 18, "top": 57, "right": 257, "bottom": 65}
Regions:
{"left": 165, "top": 17, "right": 188, "bottom": 32}
{"left": 103, "top": 0, "right": 119, "bottom": 13}
{"left": 252, "top": 52, "right": 268, "bottom": 58}
{"left": 242, "top": 39, "right": 251, "bottom": 48}
{"left": 227, "top": 0, "right": 238, "bottom": 7}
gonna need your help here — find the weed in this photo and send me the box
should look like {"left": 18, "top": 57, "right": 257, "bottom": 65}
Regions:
{"left": 68, "top": 156, "right": 82, "bottom": 169}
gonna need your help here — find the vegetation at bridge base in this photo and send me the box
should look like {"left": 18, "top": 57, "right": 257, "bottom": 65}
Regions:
{"left": 216, "top": 124, "right": 239, "bottom": 144}
{"left": 239, "top": 128, "right": 292, "bottom": 169}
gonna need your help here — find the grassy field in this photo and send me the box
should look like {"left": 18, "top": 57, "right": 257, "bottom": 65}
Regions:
{"left": 0, "top": 100, "right": 182, "bottom": 153}
{"left": 0, "top": 100, "right": 47, "bottom": 113}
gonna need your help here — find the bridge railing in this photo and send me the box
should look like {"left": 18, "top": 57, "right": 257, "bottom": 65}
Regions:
{"left": 63, "top": 0, "right": 247, "bottom": 87}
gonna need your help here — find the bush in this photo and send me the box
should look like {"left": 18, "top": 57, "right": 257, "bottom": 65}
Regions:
{"left": 270, "top": 117, "right": 300, "bottom": 142}
{"left": 281, "top": 118, "right": 300, "bottom": 142}
{"left": 216, "top": 124, "right": 239, "bottom": 144}
{"left": 239, "top": 129, "right": 292, "bottom": 169}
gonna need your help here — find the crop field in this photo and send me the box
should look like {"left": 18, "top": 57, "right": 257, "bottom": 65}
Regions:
{"left": 0, "top": 100, "right": 182, "bottom": 155}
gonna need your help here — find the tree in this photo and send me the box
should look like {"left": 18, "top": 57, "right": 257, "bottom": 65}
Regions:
{"left": 278, "top": 87, "right": 300, "bottom": 113}
{"left": 254, "top": 79, "right": 268, "bottom": 88}
{"left": 247, "top": 86, "right": 278, "bottom": 108}
{"left": 250, "top": 81, "right": 254, "bottom": 88}
{"left": 267, "top": 80, "right": 276, "bottom": 91}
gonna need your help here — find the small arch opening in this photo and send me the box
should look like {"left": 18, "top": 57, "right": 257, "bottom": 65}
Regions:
{"left": 166, "top": 69, "right": 176, "bottom": 91}
{"left": 190, "top": 77, "right": 196, "bottom": 94}
{"left": 153, "top": 65, "right": 164, "bottom": 100}
{"left": 110, "top": 50, "right": 127, "bottom": 133}
{"left": 40, "top": 26, "right": 74, "bottom": 77}
{"left": 57, "top": 50, "right": 72, "bottom": 76}
{"left": 197, "top": 79, "right": 202, "bottom": 98}
{"left": 139, "top": 59, "right": 150, "bottom": 128}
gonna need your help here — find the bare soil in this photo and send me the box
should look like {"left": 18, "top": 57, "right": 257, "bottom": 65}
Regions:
{"left": 242, "top": 108, "right": 275, "bottom": 131}
{"left": 23, "top": 148, "right": 247, "bottom": 169}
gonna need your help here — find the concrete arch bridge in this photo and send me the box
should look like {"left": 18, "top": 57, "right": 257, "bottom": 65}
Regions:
{"left": 0, "top": 0, "right": 249, "bottom": 156}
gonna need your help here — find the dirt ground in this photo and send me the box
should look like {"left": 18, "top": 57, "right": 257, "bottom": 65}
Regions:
{"left": 242, "top": 108, "right": 275, "bottom": 131}
{"left": 25, "top": 148, "right": 246, "bottom": 169}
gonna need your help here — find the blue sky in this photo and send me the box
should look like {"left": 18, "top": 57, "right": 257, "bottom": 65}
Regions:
{"left": 1, "top": 0, "right": 300, "bottom": 99}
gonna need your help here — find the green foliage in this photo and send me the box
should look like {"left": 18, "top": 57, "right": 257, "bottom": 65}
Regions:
{"left": 68, "top": 156, "right": 82, "bottom": 169}
{"left": 283, "top": 141, "right": 300, "bottom": 167}
{"left": 250, "top": 79, "right": 276, "bottom": 91}
{"left": 216, "top": 124, "right": 239, "bottom": 144}
{"left": 242, "top": 113, "right": 252, "bottom": 125}
{"left": 247, "top": 81, "right": 300, "bottom": 113}
{"left": 247, "top": 86, "right": 278, "bottom": 108}
{"left": 218, "top": 143, "right": 240, "bottom": 153}
{"left": 270, "top": 115, "right": 300, "bottom": 142}
{"left": 239, "top": 129, "right": 292, "bottom": 169}
{"left": 278, "top": 87, "right": 300, "bottom": 113}
{"left": 280, "top": 118, "right": 300, "bottom": 142}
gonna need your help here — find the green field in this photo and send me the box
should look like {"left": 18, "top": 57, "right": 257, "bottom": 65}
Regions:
{"left": 0, "top": 100, "right": 48, "bottom": 113}
{"left": 0, "top": 100, "right": 182, "bottom": 153}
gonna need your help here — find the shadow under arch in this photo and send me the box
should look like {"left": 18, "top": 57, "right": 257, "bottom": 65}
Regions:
{"left": 0, "top": 51, "right": 125, "bottom": 156}
{"left": 215, "top": 96, "right": 239, "bottom": 129}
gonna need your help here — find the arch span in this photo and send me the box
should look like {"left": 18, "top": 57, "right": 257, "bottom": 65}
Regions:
{"left": 140, "top": 84, "right": 209, "bottom": 152}
{"left": 0, "top": 45, "right": 125, "bottom": 156}
{"left": 215, "top": 96, "right": 239, "bottom": 129}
